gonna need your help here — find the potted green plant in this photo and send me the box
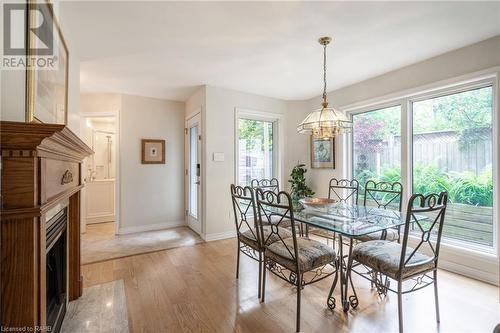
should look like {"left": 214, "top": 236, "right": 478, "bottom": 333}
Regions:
{"left": 288, "top": 164, "right": 315, "bottom": 202}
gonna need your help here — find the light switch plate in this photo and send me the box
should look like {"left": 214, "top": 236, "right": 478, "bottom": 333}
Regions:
{"left": 213, "top": 152, "right": 225, "bottom": 162}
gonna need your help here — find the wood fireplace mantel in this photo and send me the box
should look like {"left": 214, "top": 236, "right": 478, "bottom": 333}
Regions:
{"left": 1, "top": 121, "right": 93, "bottom": 330}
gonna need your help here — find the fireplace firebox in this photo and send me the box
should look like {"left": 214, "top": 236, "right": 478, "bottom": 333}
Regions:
{"left": 46, "top": 208, "right": 68, "bottom": 333}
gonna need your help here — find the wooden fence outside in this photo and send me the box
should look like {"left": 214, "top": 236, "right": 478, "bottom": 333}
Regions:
{"left": 354, "top": 128, "right": 492, "bottom": 176}
{"left": 356, "top": 128, "right": 494, "bottom": 247}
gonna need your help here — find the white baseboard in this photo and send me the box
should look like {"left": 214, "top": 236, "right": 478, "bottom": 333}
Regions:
{"left": 408, "top": 237, "right": 499, "bottom": 286}
{"left": 202, "top": 230, "right": 236, "bottom": 242}
{"left": 439, "top": 259, "right": 499, "bottom": 286}
{"left": 118, "top": 221, "right": 185, "bottom": 235}
{"left": 87, "top": 214, "right": 115, "bottom": 224}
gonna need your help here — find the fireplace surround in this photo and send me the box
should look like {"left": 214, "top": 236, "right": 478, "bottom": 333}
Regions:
{"left": 1, "top": 121, "right": 92, "bottom": 331}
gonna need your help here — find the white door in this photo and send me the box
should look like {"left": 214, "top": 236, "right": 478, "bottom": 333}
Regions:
{"left": 186, "top": 114, "right": 202, "bottom": 234}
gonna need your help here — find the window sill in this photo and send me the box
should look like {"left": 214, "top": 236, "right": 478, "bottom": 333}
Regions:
{"left": 407, "top": 235, "right": 499, "bottom": 285}
{"left": 407, "top": 234, "right": 496, "bottom": 257}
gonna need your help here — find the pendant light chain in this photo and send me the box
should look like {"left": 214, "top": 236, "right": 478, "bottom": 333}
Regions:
{"left": 296, "top": 36, "right": 352, "bottom": 138}
{"left": 322, "top": 42, "right": 327, "bottom": 105}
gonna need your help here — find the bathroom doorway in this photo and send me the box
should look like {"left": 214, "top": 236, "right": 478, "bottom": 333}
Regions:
{"left": 80, "top": 116, "right": 117, "bottom": 231}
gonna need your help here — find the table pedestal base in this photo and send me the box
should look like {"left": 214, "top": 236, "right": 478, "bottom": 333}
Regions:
{"left": 327, "top": 234, "right": 359, "bottom": 312}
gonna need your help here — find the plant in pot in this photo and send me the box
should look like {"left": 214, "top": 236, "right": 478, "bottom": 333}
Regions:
{"left": 288, "top": 164, "right": 315, "bottom": 203}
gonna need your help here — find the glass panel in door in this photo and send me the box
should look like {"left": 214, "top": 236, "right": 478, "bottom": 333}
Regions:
{"left": 238, "top": 118, "right": 274, "bottom": 186}
{"left": 189, "top": 125, "right": 198, "bottom": 218}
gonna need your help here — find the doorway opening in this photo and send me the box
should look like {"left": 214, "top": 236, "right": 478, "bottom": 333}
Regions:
{"left": 81, "top": 116, "right": 117, "bottom": 230}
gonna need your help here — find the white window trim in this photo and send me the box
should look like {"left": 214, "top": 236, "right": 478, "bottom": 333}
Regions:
{"left": 343, "top": 67, "right": 499, "bottom": 285}
{"left": 234, "top": 108, "right": 285, "bottom": 189}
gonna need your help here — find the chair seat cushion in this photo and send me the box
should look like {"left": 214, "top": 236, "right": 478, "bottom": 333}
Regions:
{"left": 240, "top": 226, "right": 292, "bottom": 250}
{"left": 266, "top": 237, "right": 336, "bottom": 272}
{"left": 354, "top": 228, "right": 399, "bottom": 242}
{"left": 352, "top": 240, "right": 435, "bottom": 280}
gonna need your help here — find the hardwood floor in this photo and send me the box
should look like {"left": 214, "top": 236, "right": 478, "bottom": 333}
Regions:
{"left": 82, "top": 238, "right": 500, "bottom": 333}
{"left": 82, "top": 223, "right": 203, "bottom": 264}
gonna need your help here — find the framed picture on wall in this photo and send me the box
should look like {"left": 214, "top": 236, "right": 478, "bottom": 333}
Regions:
{"left": 26, "top": 1, "right": 69, "bottom": 125}
{"left": 310, "top": 136, "right": 335, "bottom": 169}
{"left": 141, "top": 139, "right": 165, "bottom": 164}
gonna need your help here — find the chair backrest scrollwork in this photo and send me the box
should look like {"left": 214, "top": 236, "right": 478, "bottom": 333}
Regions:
{"left": 328, "top": 178, "right": 359, "bottom": 205}
{"left": 364, "top": 180, "right": 403, "bottom": 211}
{"left": 255, "top": 189, "right": 300, "bottom": 273}
{"left": 251, "top": 178, "right": 280, "bottom": 194}
{"left": 230, "top": 184, "right": 261, "bottom": 246}
{"left": 399, "top": 192, "right": 448, "bottom": 275}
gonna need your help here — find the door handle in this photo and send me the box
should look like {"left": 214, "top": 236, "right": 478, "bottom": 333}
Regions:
{"left": 195, "top": 181, "right": 200, "bottom": 185}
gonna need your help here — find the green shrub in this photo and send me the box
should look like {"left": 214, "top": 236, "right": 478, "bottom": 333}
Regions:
{"left": 358, "top": 164, "right": 493, "bottom": 207}
{"left": 448, "top": 169, "right": 493, "bottom": 206}
{"left": 380, "top": 166, "right": 402, "bottom": 183}
{"left": 355, "top": 169, "right": 376, "bottom": 189}
{"left": 412, "top": 164, "right": 450, "bottom": 195}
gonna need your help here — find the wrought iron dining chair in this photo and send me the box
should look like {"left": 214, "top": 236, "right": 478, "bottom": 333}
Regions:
{"left": 355, "top": 180, "right": 403, "bottom": 242}
{"left": 348, "top": 192, "right": 448, "bottom": 333}
{"left": 251, "top": 178, "right": 300, "bottom": 233}
{"left": 230, "top": 184, "right": 293, "bottom": 299}
{"left": 256, "top": 188, "right": 338, "bottom": 333}
{"left": 308, "top": 178, "right": 360, "bottom": 241}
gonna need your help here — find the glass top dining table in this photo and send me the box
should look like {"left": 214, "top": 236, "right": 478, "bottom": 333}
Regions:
{"left": 265, "top": 199, "right": 424, "bottom": 312}
{"left": 292, "top": 201, "right": 410, "bottom": 237}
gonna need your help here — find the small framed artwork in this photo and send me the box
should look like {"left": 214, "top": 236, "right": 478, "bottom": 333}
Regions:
{"left": 310, "top": 137, "right": 335, "bottom": 169}
{"left": 141, "top": 139, "right": 165, "bottom": 164}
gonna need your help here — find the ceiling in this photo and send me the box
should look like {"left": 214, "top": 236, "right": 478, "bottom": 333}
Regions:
{"left": 59, "top": 1, "right": 500, "bottom": 102}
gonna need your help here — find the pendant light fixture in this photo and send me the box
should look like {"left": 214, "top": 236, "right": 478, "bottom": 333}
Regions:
{"left": 297, "top": 37, "right": 352, "bottom": 138}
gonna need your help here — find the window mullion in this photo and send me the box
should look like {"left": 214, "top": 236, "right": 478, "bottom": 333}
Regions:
{"left": 401, "top": 98, "right": 411, "bottom": 213}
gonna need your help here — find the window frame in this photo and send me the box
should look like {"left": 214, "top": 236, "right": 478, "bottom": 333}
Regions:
{"left": 408, "top": 80, "right": 496, "bottom": 253}
{"left": 350, "top": 103, "right": 403, "bottom": 191}
{"left": 234, "top": 108, "right": 284, "bottom": 188}
{"left": 344, "top": 70, "right": 499, "bottom": 256}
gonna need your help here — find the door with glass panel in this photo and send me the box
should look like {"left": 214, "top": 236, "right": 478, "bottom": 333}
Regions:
{"left": 186, "top": 114, "right": 202, "bottom": 234}
{"left": 411, "top": 86, "right": 494, "bottom": 249}
{"left": 237, "top": 118, "right": 276, "bottom": 186}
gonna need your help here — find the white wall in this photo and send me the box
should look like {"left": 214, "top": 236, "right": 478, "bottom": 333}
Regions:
{"left": 66, "top": 54, "right": 81, "bottom": 135}
{"left": 200, "top": 85, "right": 288, "bottom": 240}
{"left": 0, "top": 71, "right": 25, "bottom": 121}
{"left": 80, "top": 93, "right": 122, "bottom": 114}
{"left": 79, "top": 93, "right": 186, "bottom": 234}
{"left": 119, "top": 94, "right": 185, "bottom": 234}
{"left": 185, "top": 86, "right": 205, "bottom": 119}
{"left": 58, "top": 4, "right": 80, "bottom": 136}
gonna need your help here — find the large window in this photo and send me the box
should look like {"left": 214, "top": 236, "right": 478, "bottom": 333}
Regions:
{"left": 350, "top": 82, "right": 496, "bottom": 251}
{"left": 412, "top": 86, "right": 494, "bottom": 248}
{"left": 353, "top": 105, "right": 402, "bottom": 193}
{"left": 237, "top": 118, "right": 275, "bottom": 186}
